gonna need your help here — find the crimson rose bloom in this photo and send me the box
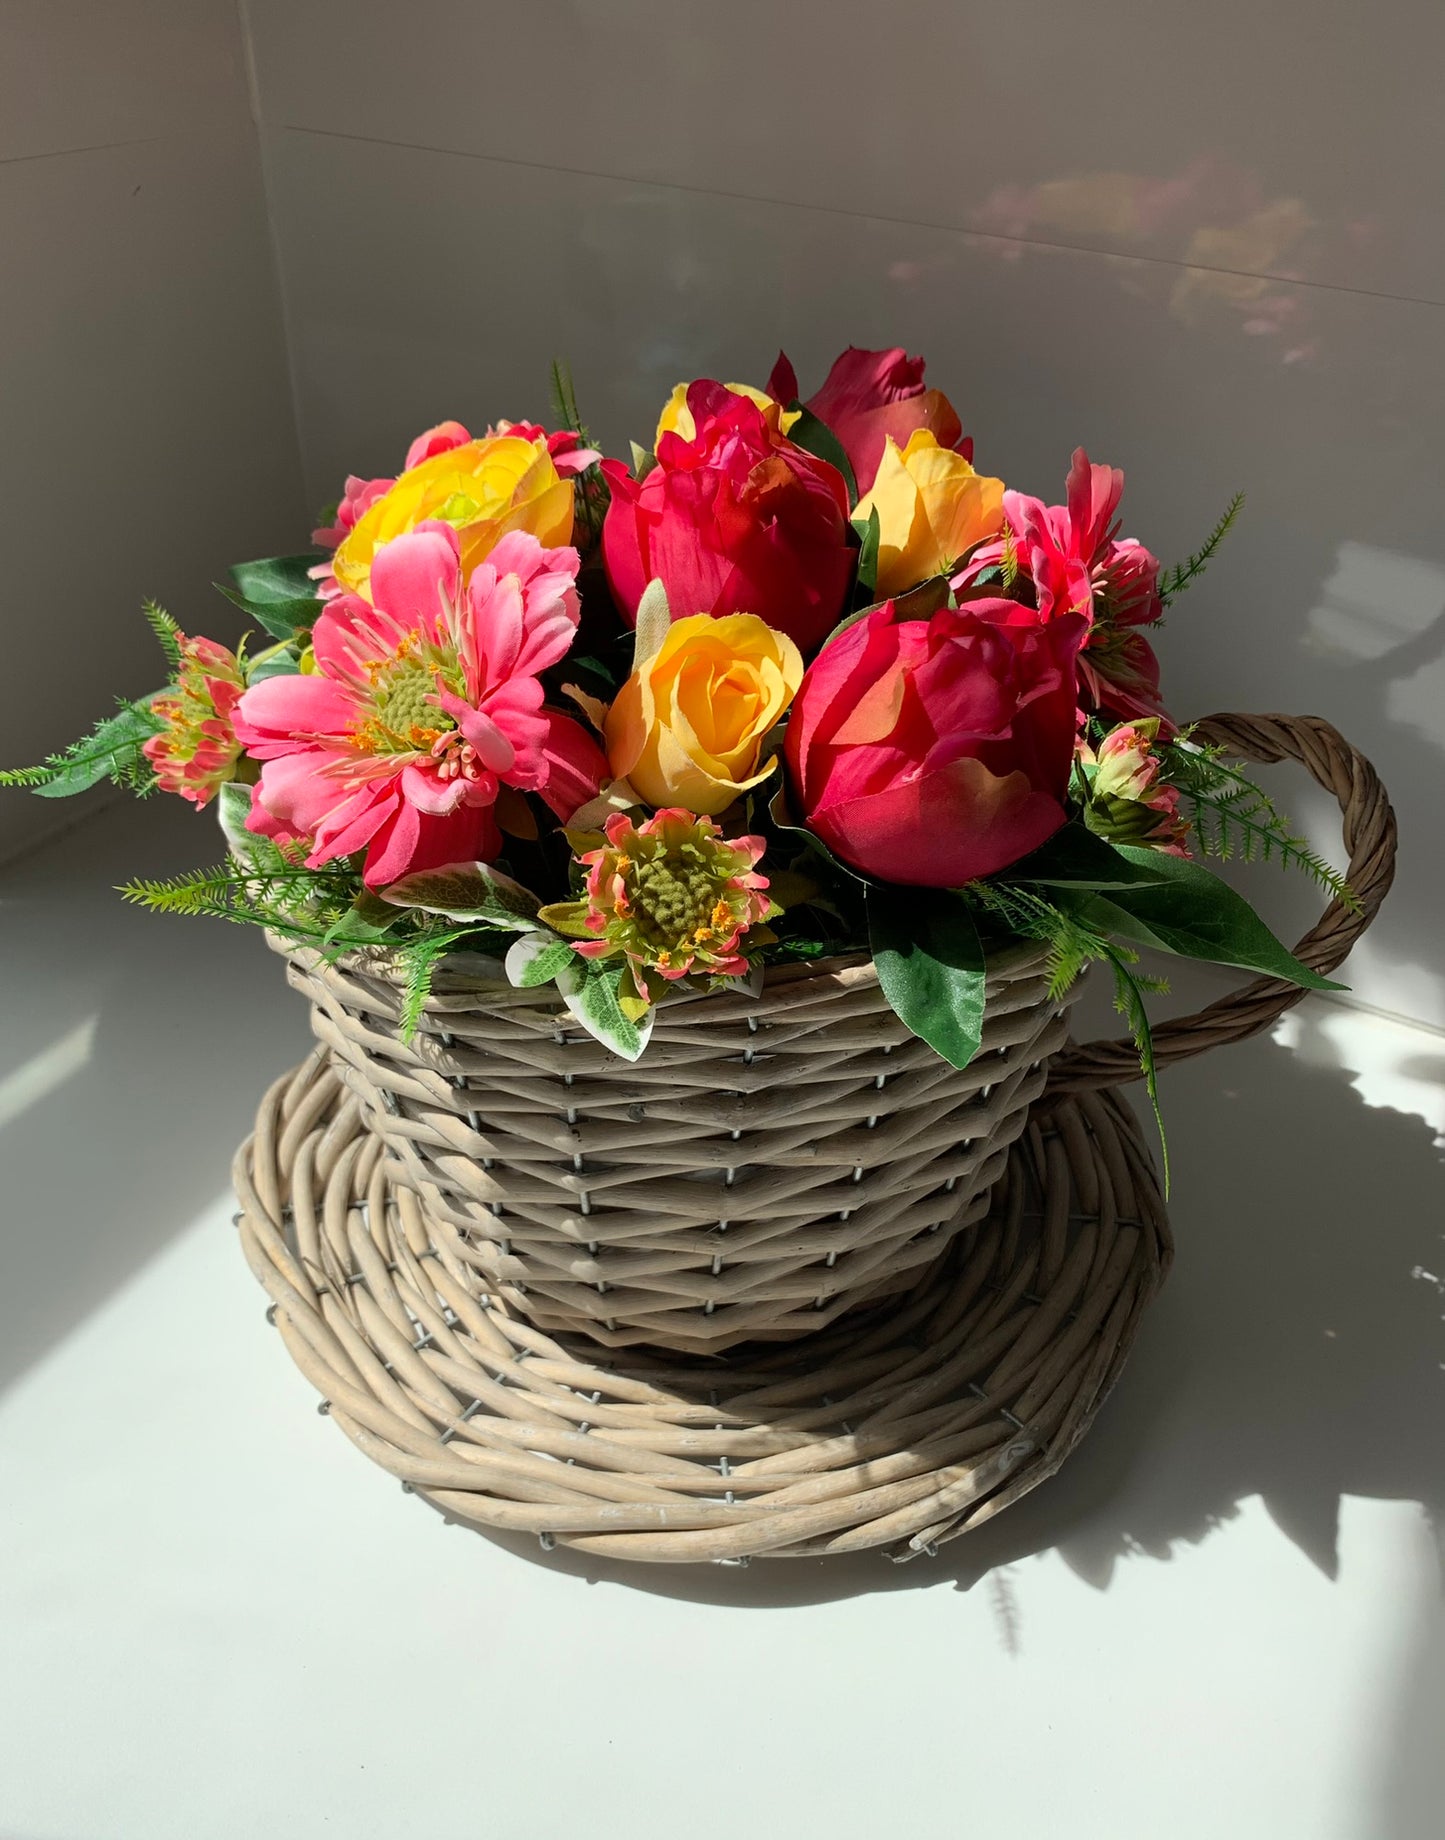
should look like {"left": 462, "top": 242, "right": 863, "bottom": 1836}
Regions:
{"left": 601, "top": 382, "right": 853, "bottom": 653}
{"left": 784, "top": 597, "right": 1087, "bottom": 887}
{"left": 766, "top": 345, "right": 972, "bottom": 496}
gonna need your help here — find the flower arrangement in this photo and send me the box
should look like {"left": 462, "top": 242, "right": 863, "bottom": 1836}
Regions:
{"left": 4, "top": 348, "right": 1353, "bottom": 1159}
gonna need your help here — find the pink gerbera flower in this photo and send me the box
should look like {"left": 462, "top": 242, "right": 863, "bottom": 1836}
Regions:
{"left": 234, "top": 523, "right": 606, "bottom": 886}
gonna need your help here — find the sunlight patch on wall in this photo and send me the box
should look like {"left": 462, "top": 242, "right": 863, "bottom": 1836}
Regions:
{"left": 1305, "top": 542, "right": 1445, "bottom": 751}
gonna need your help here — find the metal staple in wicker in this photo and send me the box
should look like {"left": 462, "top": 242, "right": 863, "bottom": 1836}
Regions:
{"left": 233, "top": 1053, "right": 1171, "bottom": 1563}
{"left": 282, "top": 939, "right": 1078, "bottom": 1354}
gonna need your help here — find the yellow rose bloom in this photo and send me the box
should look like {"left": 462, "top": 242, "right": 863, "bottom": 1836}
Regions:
{"left": 854, "top": 430, "right": 1006, "bottom": 597}
{"left": 655, "top": 382, "right": 800, "bottom": 450}
{"left": 332, "top": 434, "right": 573, "bottom": 600}
{"left": 605, "top": 612, "right": 803, "bottom": 815}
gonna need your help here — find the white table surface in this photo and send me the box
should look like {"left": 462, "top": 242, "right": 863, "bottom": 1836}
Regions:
{"left": 2, "top": 799, "right": 1442, "bottom": 1840}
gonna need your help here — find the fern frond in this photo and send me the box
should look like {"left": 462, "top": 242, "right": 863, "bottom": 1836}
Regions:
{"left": 1164, "top": 742, "right": 1359, "bottom": 910}
{"left": 999, "top": 524, "right": 1020, "bottom": 591}
{"left": 1102, "top": 943, "right": 1170, "bottom": 1195}
{"left": 0, "top": 696, "right": 163, "bottom": 797}
{"left": 548, "top": 357, "right": 590, "bottom": 441}
{"left": 968, "top": 878, "right": 1171, "bottom": 1180}
{"left": 143, "top": 599, "right": 182, "bottom": 667}
{"left": 120, "top": 861, "right": 321, "bottom": 920}
{"left": 394, "top": 931, "right": 464, "bottom": 1042}
{"left": 967, "top": 881, "right": 1114, "bottom": 1000}
{"left": 1159, "top": 491, "right": 1244, "bottom": 607}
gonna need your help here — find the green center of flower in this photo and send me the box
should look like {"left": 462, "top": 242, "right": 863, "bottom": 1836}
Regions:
{"left": 355, "top": 636, "right": 465, "bottom": 755}
{"left": 628, "top": 844, "right": 733, "bottom": 948}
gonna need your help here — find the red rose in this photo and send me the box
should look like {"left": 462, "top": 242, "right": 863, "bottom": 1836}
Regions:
{"left": 601, "top": 382, "right": 853, "bottom": 653}
{"left": 766, "top": 346, "right": 973, "bottom": 496}
{"left": 784, "top": 597, "right": 1087, "bottom": 887}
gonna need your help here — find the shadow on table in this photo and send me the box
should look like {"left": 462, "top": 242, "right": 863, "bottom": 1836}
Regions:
{"left": 0, "top": 798, "right": 311, "bottom": 1394}
{"left": 448, "top": 1009, "right": 1445, "bottom": 1621}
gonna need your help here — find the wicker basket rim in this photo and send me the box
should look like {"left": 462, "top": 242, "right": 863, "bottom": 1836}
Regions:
{"left": 294, "top": 932, "right": 1050, "bottom": 1006}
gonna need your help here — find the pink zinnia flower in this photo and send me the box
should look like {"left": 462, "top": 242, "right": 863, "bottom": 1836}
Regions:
{"left": 955, "top": 448, "right": 1169, "bottom": 726}
{"left": 539, "top": 809, "right": 773, "bottom": 1011}
{"left": 234, "top": 523, "right": 606, "bottom": 886}
{"left": 143, "top": 633, "right": 247, "bottom": 808}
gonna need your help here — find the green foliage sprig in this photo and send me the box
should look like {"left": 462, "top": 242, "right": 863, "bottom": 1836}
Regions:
{"left": 966, "top": 878, "right": 1171, "bottom": 1188}
{"left": 0, "top": 696, "right": 163, "bottom": 799}
{"left": 549, "top": 355, "right": 608, "bottom": 549}
{"left": 1164, "top": 740, "right": 1358, "bottom": 910}
{"left": 119, "top": 843, "right": 480, "bottom": 1042}
{"left": 143, "top": 599, "right": 182, "bottom": 668}
{"left": 1159, "top": 492, "right": 1244, "bottom": 607}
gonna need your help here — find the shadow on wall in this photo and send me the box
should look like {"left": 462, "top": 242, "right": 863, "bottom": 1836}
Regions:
{"left": 459, "top": 1008, "right": 1444, "bottom": 1614}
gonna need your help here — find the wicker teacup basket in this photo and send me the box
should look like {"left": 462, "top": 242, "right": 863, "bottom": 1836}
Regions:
{"left": 271, "top": 713, "right": 1394, "bottom": 1355}
{"left": 234, "top": 711, "right": 1394, "bottom": 1561}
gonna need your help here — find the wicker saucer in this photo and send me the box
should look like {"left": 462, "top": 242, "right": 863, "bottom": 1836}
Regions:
{"left": 234, "top": 1050, "right": 1171, "bottom": 1564}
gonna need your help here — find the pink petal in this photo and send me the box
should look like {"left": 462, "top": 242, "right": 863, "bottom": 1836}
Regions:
{"left": 535, "top": 711, "right": 608, "bottom": 821}
{"left": 435, "top": 688, "right": 517, "bottom": 773}
{"left": 369, "top": 525, "right": 462, "bottom": 639}
{"left": 400, "top": 760, "right": 468, "bottom": 815}
{"left": 404, "top": 420, "right": 471, "bottom": 469}
{"left": 234, "top": 674, "right": 356, "bottom": 752}
{"left": 253, "top": 748, "right": 359, "bottom": 836}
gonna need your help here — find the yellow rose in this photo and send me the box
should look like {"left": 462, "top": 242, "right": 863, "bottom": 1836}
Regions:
{"left": 332, "top": 434, "right": 573, "bottom": 600}
{"left": 604, "top": 612, "right": 803, "bottom": 815}
{"left": 853, "top": 430, "right": 1005, "bottom": 596}
{"left": 655, "top": 382, "right": 800, "bottom": 450}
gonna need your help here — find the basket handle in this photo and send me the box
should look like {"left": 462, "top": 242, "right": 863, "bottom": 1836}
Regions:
{"left": 1046, "top": 711, "right": 1398, "bottom": 1094}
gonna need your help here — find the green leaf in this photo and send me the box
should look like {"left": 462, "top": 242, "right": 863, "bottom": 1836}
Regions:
{"left": 216, "top": 781, "right": 263, "bottom": 863}
{"left": 850, "top": 505, "right": 881, "bottom": 596}
{"left": 218, "top": 553, "right": 326, "bottom": 640}
{"left": 379, "top": 863, "right": 543, "bottom": 929}
{"left": 323, "top": 890, "right": 402, "bottom": 949}
{"left": 632, "top": 577, "right": 671, "bottom": 668}
{"left": 246, "top": 642, "right": 302, "bottom": 684}
{"left": 866, "top": 884, "right": 987, "bottom": 1069}
{"left": 3, "top": 695, "right": 165, "bottom": 799}
{"left": 786, "top": 404, "right": 857, "bottom": 504}
{"left": 767, "top": 779, "right": 867, "bottom": 884}
{"left": 505, "top": 932, "right": 578, "bottom": 989}
{"left": 820, "top": 569, "right": 950, "bottom": 651}
{"left": 1066, "top": 848, "right": 1344, "bottom": 990}
{"left": 1003, "top": 822, "right": 1177, "bottom": 891}
{"left": 557, "top": 956, "right": 653, "bottom": 1062}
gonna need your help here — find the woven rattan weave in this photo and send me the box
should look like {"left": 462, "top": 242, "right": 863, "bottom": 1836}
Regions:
{"left": 283, "top": 938, "right": 1073, "bottom": 1354}
{"left": 234, "top": 710, "right": 1395, "bottom": 1560}
{"left": 235, "top": 1052, "right": 1170, "bottom": 1562}
{"left": 276, "top": 711, "right": 1392, "bottom": 1357}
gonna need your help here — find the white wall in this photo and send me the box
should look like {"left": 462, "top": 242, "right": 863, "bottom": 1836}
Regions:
{"left": 0, "top": 1, "right": 305, "bottom": 861}
{"left": 234, "top": 0, "right": 1445, "bottom": 1032}
{"left": 12, "top": 1, "right": 1441, "bottom": 1032}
